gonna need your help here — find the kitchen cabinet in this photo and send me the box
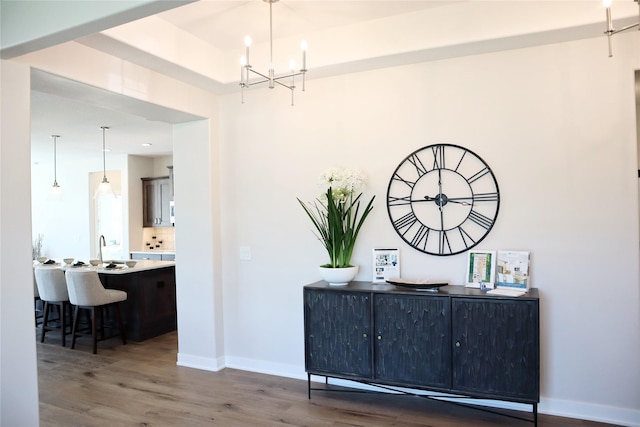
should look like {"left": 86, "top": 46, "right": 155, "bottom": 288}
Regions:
{"left": 130, "top": 252, "right": 175, "bottom": 261}
{"left": 142, "top": 177, "right": 171, "bottom": 227}
{"left": 304, "top": 282, "right": 539, "bottom": 421}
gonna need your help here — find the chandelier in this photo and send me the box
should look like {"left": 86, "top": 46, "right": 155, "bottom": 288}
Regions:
{"left": 239, "top": 0, "right": 307, "bottom": 105}
{"left": 603, "top": 0, "right": 640, "bottom": 57}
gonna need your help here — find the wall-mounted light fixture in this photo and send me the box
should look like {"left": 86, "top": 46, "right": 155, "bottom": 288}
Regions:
{"left": 603, "top": 0, "right": 640, "bottom": 57}
{"left": 239, "top": 0, "right": 307, "bottom": 106}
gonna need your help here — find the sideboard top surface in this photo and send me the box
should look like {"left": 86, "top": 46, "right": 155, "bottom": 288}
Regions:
{"left": 304, "top": 281, "right": 539, "bottom": 300}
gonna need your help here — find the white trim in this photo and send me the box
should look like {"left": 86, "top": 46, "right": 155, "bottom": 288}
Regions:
{"left": 176, "top": 353, "right": 225, "bottom": 372}
{"left": 192, "top": 357, "right": 640, "bottom": 427}
{"left": 540, "top": 397, "right": 640, "bottom": 427}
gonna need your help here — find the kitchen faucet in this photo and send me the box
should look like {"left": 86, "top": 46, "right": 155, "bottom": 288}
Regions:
{"left": 98, "top": 234, "right": 106, "bottom": 265}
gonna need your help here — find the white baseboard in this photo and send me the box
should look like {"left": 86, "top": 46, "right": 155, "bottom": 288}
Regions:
{"left": 177, "top": 357, "right": 639, "bottom": 427}
{"left": 176, "top": 352, "right": 225, "bottom": 372}
{"left": 540, "top": 397, "right": 640, "bottom": 427}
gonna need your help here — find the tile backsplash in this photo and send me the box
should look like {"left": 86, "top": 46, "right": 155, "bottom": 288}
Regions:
{"left": 142, "top": 227, "right": 175, "bottom": 251}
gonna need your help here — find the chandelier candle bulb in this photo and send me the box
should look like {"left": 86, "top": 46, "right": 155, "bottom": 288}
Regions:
{"left": 604, "top": 0, "right": 613, "bottom": 57}
{"left": 301, "top": 40, "right": 307, "bottom": 70}
{"left": 244, "top": 36, "right": 251, "bottom": 66}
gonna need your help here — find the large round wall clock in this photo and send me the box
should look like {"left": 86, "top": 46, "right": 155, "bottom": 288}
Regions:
{"left": 386, "top": 144, "right": 500, "bottom": 256}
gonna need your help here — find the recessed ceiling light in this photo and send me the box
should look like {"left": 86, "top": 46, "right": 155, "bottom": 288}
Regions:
{"left": 142, "top": 143, "right": 152, "bottom": 147}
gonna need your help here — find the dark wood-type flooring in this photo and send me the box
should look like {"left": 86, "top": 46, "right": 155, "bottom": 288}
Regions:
{"left": 36, "top": 331, "right": 621, "bottom": 427}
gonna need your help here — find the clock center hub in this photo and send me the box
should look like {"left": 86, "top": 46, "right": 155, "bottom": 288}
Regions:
{"left": 434, "top": 193, "right": 448, "bottom": 207}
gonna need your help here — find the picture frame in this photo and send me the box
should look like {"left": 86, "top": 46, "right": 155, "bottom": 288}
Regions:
{"left": 465, "top": 250, "right": 496, "bottom": 289}
{"left": 372, "top": 248, "right": 400, "bottom": 283}
{"left": 496, "top": 250, "right": 530, "bottom": 291}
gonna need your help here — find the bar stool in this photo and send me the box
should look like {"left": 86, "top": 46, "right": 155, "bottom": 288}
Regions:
{"left": 33, "top": 270, "right": 43, "bottom": 326}
{"left": 34, "top": 267, "right": 71, "bottom": 346}
{"left": 65, "top": 269, "right": 127, "bottom": 354}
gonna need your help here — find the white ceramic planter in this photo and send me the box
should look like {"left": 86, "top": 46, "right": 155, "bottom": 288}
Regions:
{"left": 319, "top": 265, "right": 358, "bottom": 286}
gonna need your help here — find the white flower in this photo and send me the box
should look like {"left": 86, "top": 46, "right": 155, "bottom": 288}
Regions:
{"left": 317, "top": 167, "right": 367, "bottom": 202}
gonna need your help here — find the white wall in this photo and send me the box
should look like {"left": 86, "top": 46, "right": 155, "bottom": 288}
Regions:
{"left": 219, "top": 34, "right": 640, "bottom": 425}
{"left": 151, "top": 155, "right": 173, "bottom": 177}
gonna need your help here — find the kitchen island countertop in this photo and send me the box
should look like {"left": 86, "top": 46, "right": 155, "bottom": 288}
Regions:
{"left": 36, "top": 260, "right": 176, "bottom": 275}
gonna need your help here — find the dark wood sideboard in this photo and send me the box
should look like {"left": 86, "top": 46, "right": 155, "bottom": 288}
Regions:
{"left": 99, "top": 266, "right": 176, "bottom": 342}
{"left": 303, "top": 281, "right": 540, "bottom": 424}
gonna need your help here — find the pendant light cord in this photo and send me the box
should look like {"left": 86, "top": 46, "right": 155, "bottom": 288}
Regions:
{"left": 52, "top": 134, "right": 60, "bottom": 187}
{"left": 101, "top": 126, "right": 109, "bottom": 182}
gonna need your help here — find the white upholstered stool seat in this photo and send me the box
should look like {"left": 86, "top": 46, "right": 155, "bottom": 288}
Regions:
{"left": 65, "top": 269, "right": 127, "bottom": 354}
{"left": 34, "top": 267, "right": 71, "bottom": 346}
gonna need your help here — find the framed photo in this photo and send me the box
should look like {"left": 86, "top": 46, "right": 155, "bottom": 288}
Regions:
{"left": 496, "top": 250, "right": 530, "bottom": 291}
{"left": 466, "top": 250, "right": 496, "bottom": 289}
{"left": 372, "top": 248, "right": 400, "bottom": 283}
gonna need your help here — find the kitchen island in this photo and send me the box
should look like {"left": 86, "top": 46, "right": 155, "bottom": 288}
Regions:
{"left": 97, "top": 260, "right": 176, "bottom": 342}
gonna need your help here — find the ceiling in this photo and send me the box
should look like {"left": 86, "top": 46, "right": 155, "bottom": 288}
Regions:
{"left": 25, "top": 0, "right": 640, "bottom": 164}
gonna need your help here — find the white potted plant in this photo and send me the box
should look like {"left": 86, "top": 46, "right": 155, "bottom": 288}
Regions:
{"left": 298, "top": 167, "right": 375, "bottom": 285}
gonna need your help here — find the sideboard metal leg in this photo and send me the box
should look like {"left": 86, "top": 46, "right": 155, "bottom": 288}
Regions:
{"left": 307, "top": 373, "right": 311, "bottom": 399}
{"left": 533, "top": 403, "right": 538, "bottom": 426}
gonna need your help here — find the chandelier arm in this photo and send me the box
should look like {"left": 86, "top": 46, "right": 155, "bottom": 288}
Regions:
{"left": 272, "top": 79, "right": 294, "bottom": 91}
{"left": 610, "top": 22, "right": 639, "bottom": 35}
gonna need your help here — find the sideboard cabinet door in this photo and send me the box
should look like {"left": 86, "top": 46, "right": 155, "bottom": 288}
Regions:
{"left": 304, "top": 289, "right": 372, "bottom": 378}
{"left": 452, "top": 298, "right": 539, "bottom": 402}
{"left": 374, "top": 294, "right": 451, "bottom": 389}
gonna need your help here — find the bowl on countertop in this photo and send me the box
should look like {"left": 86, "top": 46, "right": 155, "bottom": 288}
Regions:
{"left": 125, "top": 260, "right": 137, "bottom": 268}
{"left": 63, "top": 258, "right": 74, "bottom": 265}
{"left": 89, "top": 259, "right": 100, "bottom": 266}
{"left": 37, "top": 256, "right": 48, "bottom": 264}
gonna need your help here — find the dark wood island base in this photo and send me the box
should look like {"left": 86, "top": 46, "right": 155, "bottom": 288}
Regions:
{"left": 99, "top": 263, "right": 176, "bottom": 342}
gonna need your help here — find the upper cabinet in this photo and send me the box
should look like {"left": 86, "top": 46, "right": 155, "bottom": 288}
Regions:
{"left": 142, "top": 177, "right": 172, "bottom": 227}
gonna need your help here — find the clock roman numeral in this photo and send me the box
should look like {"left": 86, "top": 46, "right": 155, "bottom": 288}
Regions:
{"left": 410, "top": 225, "right": 430, "bottom": 250}
{"left": 387, "top": 195, "right": 412, "bottom": 206}
{"left": 392, "top": 172, "right": 417, "bottom": 188}
{"left": 432, "top": 145, "right": 445, "bottom": 170}
{"left": 467, "top": 166, "right": 490, "bottom": 184}
{"left": 473, "top": 192, "right": 499, "bottom": 202}
{"left": 439, "top": 230, "right": 452, "bottom": 255}
{"left": 458, "top": 226, "right": 476, "bottom": 248}
{"left": 407, "top": 154, "right": 428, "bottom": 178}
{"left": 468, "top": 209, "right": 494, "bottom": 229}
{"left": 393, "top": 212, "right": 418, "bottom": 232}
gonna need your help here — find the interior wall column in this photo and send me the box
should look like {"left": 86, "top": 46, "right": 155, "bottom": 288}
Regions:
{"left": 0, "top": 59, "right": 40, "bottom": 425}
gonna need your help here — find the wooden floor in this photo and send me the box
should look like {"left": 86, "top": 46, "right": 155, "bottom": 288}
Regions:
{"left": 36, "top": 331, "right": 620, "bottom": 427}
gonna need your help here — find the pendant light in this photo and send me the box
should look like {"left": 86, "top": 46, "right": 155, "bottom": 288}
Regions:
{"left": 50, "top": 134, "right": 62, "bottom": 195}
{"left": 96, "top": 126, "right": 113, "bottom": 196}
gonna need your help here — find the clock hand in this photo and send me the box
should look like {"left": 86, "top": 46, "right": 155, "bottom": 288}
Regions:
{"left": 447, "top": 200, "right": 471, "bottom": 206}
